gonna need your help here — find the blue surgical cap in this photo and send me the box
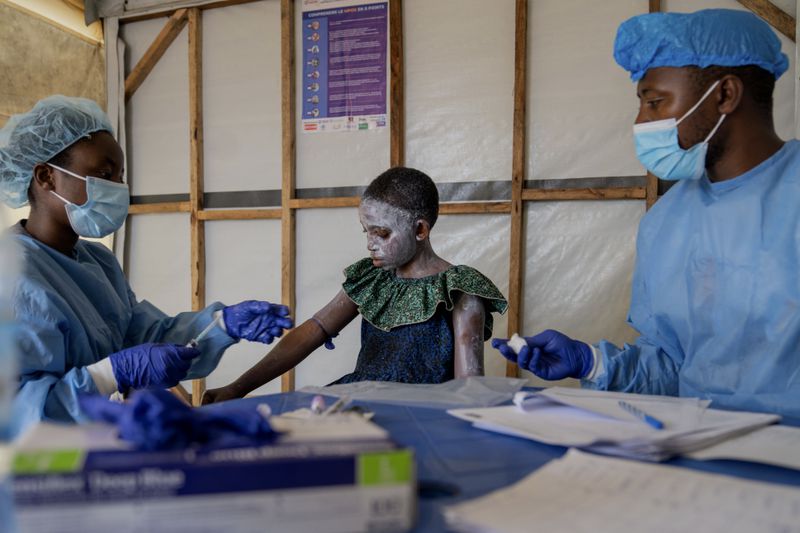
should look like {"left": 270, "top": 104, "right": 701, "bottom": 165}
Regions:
{"left": 0, "top": 95, "right": 113, "bottom": 208}
{"left": 614, "top": 9, "right": 789, "bottom": 81}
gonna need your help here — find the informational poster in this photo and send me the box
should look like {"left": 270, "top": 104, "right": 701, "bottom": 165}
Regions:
{"left": 301, "top": 0, "right": 388, "bottom": 133}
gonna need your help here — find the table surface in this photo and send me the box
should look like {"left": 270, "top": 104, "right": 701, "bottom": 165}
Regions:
{"left": 214, "top": 392, "right": 800, "bottom": 533}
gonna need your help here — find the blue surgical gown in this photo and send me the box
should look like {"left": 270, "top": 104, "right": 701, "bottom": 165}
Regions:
{"left": 10, "top": 223, "right": 236, "bottom": 435}
{"left": 585, "top": 140, "right": 800, "bottom": 417}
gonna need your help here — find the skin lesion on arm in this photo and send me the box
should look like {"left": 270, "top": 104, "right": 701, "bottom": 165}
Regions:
{"left": 452, "top": 293, "right": 486, "bottom": 378}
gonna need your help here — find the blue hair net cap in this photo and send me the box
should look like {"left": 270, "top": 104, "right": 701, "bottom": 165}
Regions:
{"left": 614, "top": 9, "right": 789, "bottom": 81}
{"left": 0, "top": 95, "right": 113, "bottom": 208}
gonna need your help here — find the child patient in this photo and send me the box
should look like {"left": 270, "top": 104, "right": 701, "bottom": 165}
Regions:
{"left": 203, "top": 167, "right": 507, "bottom": 404}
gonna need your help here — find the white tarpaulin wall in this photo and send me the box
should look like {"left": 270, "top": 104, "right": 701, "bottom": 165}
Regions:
{"left": 117, "top": 0, "right": 797, "bottom": 395}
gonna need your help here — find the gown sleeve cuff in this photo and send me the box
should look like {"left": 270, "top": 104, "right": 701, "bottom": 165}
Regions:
{"left": 214, "top": 309, "right": 226, "bottom": 334}
{"left": 583, "top": 344, "right": 606, "bottom": 382}
{"left": 86, "top": 358, "right": 119, "bottom": 396}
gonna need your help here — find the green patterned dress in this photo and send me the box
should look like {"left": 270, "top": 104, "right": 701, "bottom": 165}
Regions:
{"left": 331, "top": 258, "right": 508, "bottom": 384}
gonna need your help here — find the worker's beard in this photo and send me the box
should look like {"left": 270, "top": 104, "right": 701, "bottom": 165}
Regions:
{"left": 705, "top": 127, "right": 728, "bottom": 172}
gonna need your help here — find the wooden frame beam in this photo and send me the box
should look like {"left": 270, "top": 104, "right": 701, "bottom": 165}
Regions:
{"left": 124, "top": 8, "right": 188, "bottom": 101}
{"left": 389, "top": 0, "right": 404, "bottom": 167}
{"left": 439, "top": 202, "right": 511, "bottom": 215}
{"left": 188, "top": 8, "right": 206, "bottom": 406}
{"left": 127, "top": 200, "right": 515, "bottom": 216}
{"left": 198, "top": 209, "right": 282, "bottom": 220}
{"left": 737, "top": 0, "right": 796, "bottom": 41}
{"left": 127, "top": 201, "right": 191, "bottom": 215}
{"left": 522, "top": 187, "right": 646, "bottom": 202}
{"left": 280, "top": 0, "right": 297, "bottom": 393}
{"left": 288, "top": 197, "right": 359, "bottom": 209}
{"left": 506, "top": 0, "right": 528, "bottom": 378}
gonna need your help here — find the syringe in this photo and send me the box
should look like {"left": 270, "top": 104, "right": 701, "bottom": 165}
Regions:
{"left": 187, "top": 315, "right": 223, "bottom": 348}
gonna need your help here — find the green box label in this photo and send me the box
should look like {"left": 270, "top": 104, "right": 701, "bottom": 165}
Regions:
{"left": 358, "top": 450, "right": 412, "bottom": 486}
{"left": 13, "top": 450, "right": 83, "bottom": 474}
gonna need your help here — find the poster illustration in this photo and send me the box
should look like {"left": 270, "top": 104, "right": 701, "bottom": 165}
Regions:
{"left": 302, "top": 0, "right": 388, "bottom": 133}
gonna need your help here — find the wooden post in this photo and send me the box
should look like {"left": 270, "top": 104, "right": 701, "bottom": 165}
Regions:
{"left": 188, "top": 8, "right": 206, "bottom": 406}
{"left": 281, "top": 0, "right": 297, "bottom": 392}
{"left": 645, "top": 172, "right": 658, "bottom": 209}
{"left": 506, "top": 0, "right": 527, "bottom": 378}
{"left": 389, "top": 0, "right": 404, "bottom": 167}
{"left": 645, "top": 0, "right": 661, "bottom": 211}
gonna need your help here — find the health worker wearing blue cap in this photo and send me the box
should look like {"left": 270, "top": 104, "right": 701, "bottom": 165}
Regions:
{"left": 0, "top": 96, "right": 294, "bottom": 436}
{"left": 494, "top": 9, "right": 800, "bottom": 417}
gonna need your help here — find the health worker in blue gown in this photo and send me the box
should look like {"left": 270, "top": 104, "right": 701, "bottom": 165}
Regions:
{"left": 0, "top": 96, "right": 294, "bottom": 436}
{"left": 493, "top": 9, "right": 800, "bottom": 417}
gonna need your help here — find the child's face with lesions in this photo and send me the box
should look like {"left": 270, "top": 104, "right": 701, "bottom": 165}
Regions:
{"left": 359, "top": 198, "right": 418, "bottom": 271}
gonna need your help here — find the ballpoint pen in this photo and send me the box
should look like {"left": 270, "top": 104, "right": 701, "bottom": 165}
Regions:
{"left": 618, "top": 400, "right": 665, "bottom": 430}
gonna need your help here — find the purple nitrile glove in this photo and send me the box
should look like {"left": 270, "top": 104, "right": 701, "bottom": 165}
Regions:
{"left": 223, "top": 300, "right": 294, "bottom": 344}
{"left": 492, "top": 329, "right": 593, "bottom": 380}
{"left": 109, "top": 343, "right": 200, "bottom": 393}
{"left": 79, "top": 389, "right": 279, "bottom": 451}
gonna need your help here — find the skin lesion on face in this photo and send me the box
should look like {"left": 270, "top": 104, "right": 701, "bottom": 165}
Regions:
{"left": 358, "top": 198, "right": 418, "bottom": 271}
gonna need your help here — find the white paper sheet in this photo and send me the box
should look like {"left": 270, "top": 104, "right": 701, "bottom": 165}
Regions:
{"left": 270, "top": 410, "right": 388, "bottom": 443}
{"left": 445, "top": 449, "right": 800, "bottom": 533}
{"left": 687, "top": 424, "right": 800, "bottom": 471}
{"left": 448, "top": 388, "right": 780, "bottom": 461}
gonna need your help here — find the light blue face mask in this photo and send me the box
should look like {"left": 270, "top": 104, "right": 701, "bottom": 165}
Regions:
{"left": 48, "top": 163, "right": 129, "bottom": 238}
{"left": 633, "top": 80, "right": 726, "bottom": 181}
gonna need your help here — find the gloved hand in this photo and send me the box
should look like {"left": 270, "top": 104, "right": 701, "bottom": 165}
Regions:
{"left": 79, "top": 389, "right": 279, "bottom": 451}
{"left": 223, "top": 300, "right": 294, "bottom": 344}
{"left": 492, "top": 329, "right": 594, "bottom": 380}
{"left": 109, "top": 343, "right": 200, "bottom": 394}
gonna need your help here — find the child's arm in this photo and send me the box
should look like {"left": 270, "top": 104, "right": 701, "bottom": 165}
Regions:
{"left": 202, "top": 291, "right": 359, "bottom": 404}
{"left": 452, "top": 293, "right": 487, "bottom": 378}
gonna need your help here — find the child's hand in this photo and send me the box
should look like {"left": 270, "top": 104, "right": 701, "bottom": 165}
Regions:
{"left": 201, "top": 385, "right": 243, "bottom": 405}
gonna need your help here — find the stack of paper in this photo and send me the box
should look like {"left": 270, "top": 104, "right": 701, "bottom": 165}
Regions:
{"left": 687, "top": 424, "right": 800, "bottom": 470}
{"left": 445, "top": 449, "right": 800, "bottom": 533}
{"left": 448, "top": 387, "right": 780, "bottom": 461}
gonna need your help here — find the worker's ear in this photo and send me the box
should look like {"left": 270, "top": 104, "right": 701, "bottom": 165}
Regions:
{"left": 415, "top": 219, "right": 431, "bottom": 241}
{"left": 31, "top": 163, "right": 56, "bottom": 195}
{"left": 717, "top": 74, "right": 744, "bottom": 115}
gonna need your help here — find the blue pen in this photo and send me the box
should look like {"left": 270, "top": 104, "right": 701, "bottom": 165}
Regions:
{"left": 618, "top": 400, "right": 665, "bottom": 430}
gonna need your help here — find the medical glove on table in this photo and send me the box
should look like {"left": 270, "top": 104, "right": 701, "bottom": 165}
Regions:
{"left": 109, "top": 343, "right": 200, "bottom": 393}
{"left": 223, "top": 300, "right": 294, "bottom": 344}
{"left": 493, "top": 329, "right": 593, "bottom": 380}
{"left": 79, "top": 388, "right": 279, "bottom": 451}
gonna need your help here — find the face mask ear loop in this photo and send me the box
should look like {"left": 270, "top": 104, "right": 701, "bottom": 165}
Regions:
{"left": 703, "top": 113, "right": 726, "bottom": 143}
{"left": 47, "top": 163, "right": 88, "bottom": 182}
{"left": 676, "top": 80, "right": 722, "bottom": 126}
{"left": 50, "top": 190, "right": 74, "bottom": 206}
{"left": 46, "top": 164, "right": 88, "bottom": 206}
